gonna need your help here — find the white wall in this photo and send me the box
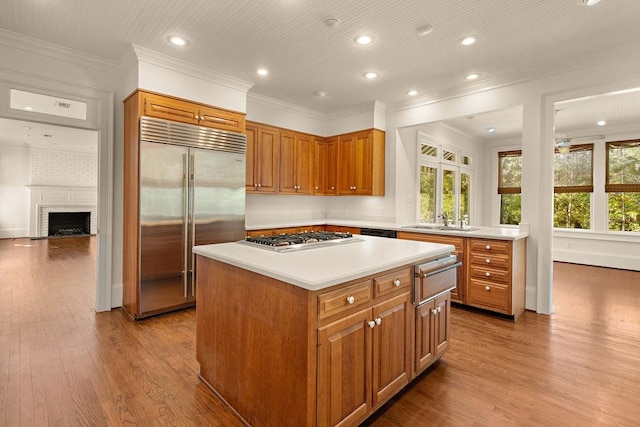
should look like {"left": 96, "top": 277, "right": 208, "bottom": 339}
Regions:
{"left": 30, "top": 149, "right": 97, "bottom": 187}
{"left": 0, "top": 145, "right": 30, "bottom": 238}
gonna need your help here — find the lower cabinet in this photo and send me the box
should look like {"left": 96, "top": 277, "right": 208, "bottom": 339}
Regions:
{"left": 415, "top": 293, "right": 451, "bottom": 374}
{"left": 317, "top": 292, "right": 412, "bottom": 427}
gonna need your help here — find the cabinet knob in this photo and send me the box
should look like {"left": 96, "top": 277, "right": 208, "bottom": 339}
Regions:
{"left": 485, "top": 285, "right": 491, "bottom": 291}
{"left": 315, "top": 186, "right": 319, "bottom": 190}
{"left": 485, "top": 258, "right": 491, "bottom": 264}
{"left": 346, "top": 295, "right": 355, "bottom": 305}
{"left": 195, "top": 115, "right": 200, "bottom": 120}
{"left": 257, "top": 183, "right": 262, "bottom": 188}
{"left": 485, "top": 272, "right": 491, "bottom": 277}
{"left": 375, "top": 317, "right": 382, "bottom": 325}
{"left": 368, "top": 320, "right": 376, "bottom": 329}
{"left": 331, "top": 186, "right": 335, "bottom": 190}
{"left": 431, "top": 309, "right": 438, "bottom": 315}
{"left": 486, "top": 245, "right": 491, "bottom": 250}
{"left": 393, "top": 279, "right": 401, "bottom": 287}
{"left": 437, "top": 306, "right": 442, "bottom": 313}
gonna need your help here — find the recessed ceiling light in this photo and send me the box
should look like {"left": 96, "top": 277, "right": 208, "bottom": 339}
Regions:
{"left": 597, "top": 120, "right": 606, "bottom": 126}
{"left": 23, "top": 126, "right": 32, "bottom": 130}
{"left": 416, "top": 24, "right": 433, "bottom": 36}
{"left": 465, "top": 73, "right": 481, "bottom": 81}
{"left": 354, "top": 35, "right": 374, "bottom": 45}
{"left": 167, "top": 35, "right": 189, "bottom": 47}
{"left": 313, "top": 90, "right": 328, "bottom": 97}
{"left": 406, "top": 90, "right": 418, "bottom": 96}
{"left": 325, "top": 17, "right": 340, "bottom": 28}
{"left": 257, "top": 68, "right": 269, "bottom": 76}
{"left": 487, "top": 127, "right": 497, "bottom": 133}
{"left": 363, "top": 71, "right": 379, "bottom": 79}
{"left": 577, "top": 0, "right": 601, "bottom": 6}
{"left": 460, "top": 36, "right": 476, "bottom": 46}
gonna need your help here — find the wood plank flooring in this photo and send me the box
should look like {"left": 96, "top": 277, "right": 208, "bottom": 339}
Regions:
{"left": 1, "top": 236, "right": 639, "bottom": 426}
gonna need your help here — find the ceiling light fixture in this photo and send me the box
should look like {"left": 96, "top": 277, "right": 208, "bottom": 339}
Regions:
{"left": 406, "top": 90, "right": 418, "bottom": 96}
{"left": 313, "top": 90, "right": 328, "bottom": 97}
{"left": 24, "top": 106, "right": 33, "bottom": 111}
{"left": 167, "top": 35, "right": 189, "bottom": 47}
{"left": 325, "top": 17, "right": 340, "bottom": 28}
{"left": 487, "top": 127, "right": 496, "bottom": 133}
{"left": 354, "top": 35, "right": 374, "bottom": 45}
{"left": 460, "top": 36, "right": 476, "bottom": 46}
{"left": 577, "top": 0, "right": 601, "bottom": 6}
{"left": 257, "top": 68, "right": 269, "bottom": 76}
{"left": 465, "top": 73, "right": 481, "bottom": 81}
{"left": 597, "top": 120, "right": 606, "bottom": 126}
{"left": 416, "top": 24, "right": 433, "bottom": 36}
{"left": 363, "top": 71, "right": 379, "bottom": 79}
{"left": 556, "top": 139, "right": 571, "bottom": 154}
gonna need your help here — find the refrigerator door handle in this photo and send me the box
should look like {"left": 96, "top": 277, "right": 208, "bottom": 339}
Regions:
{"left": 183, "top": 152, "right": 189, "bottom": 299}
{"left": 190, "top": 152, "right": 196, "bottom": 297}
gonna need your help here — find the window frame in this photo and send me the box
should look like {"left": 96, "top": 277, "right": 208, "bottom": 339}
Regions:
{"left": 605, "top": 140, "right": 640, "bottom": 193}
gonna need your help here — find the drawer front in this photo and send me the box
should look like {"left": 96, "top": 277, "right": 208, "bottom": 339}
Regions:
{"left": 417, "top": 265, "right": 457, "bottom": 303}
{"left": 198, "top": 106, "right": 245, "bottom": 133}
{"left": 374, "top": 268, "right": 411, "bottom": 298}
{"left": 469, "top": 265, "right": 510, "bottom": 284}
{"left": 318, "top": 280, "right": 372, "bottom": 320}
{"left": 397, "top": 232, "right": 464, "bottom": 251}
{"left": 468, "top": 279, "right": 510, "bottom": 313}
{"left": 468, "top": 239, "right": 511, "bottom": 255}
{"left": 143, "top": 93, "right": 199, "bottom": 125}
{"left": 468, "top": 253, "right": 510, "bottom": 270}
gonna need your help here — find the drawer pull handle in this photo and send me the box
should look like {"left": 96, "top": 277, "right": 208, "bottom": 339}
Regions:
{"left": 485, "top": 285, "right": 491, "bottom": 291}
{"left": 346, "top": 296, "right": 355, "bottom": 305}
{"left": 375, "top": 317, "right": 382, "bottom": 325}
{"left": 486, "top": 258, "right": 491, "bottom": 264}
{"left": 486, "top": 245, "right": 491, "bottom": 250}
{"left": 368, "top": 320, "right": 376, "bottom": 328}
{"left": 393, "top": 279, "right": 401, "bottom": 287}
{"left": 485, "top": 272, "right": 491, "bottom": 277}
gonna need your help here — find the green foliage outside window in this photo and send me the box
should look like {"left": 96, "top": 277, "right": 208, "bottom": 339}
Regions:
{"left": 419, "top": 165, "right": 437, "bottom": 223}
{"left": 608, "top": 193, "right": 640, "bottom": 231}
{"left": 607, "top": 141, "right": 640, "bottom": 232}
{"left": 500, "top": 194, "right": 521, "bottom": 225}
{"left": 553, "top": 193, "right": 590, "bottom": 229}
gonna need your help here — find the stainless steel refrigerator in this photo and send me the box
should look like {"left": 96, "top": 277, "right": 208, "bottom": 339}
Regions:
{"left": 137, "top": 116, "right": 246, "bottom": 317}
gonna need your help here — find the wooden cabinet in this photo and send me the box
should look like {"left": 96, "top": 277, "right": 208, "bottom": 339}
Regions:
{"left": 314, "top": 137, "right": 337, "bottom": 195}
{"left": 397, "top": 231, "right": 466, "bottom": 303}
{"left": 415, "top": 293, "right": 451, "bottom": 374}
{"left": 317, "top": 271, "right": 412, "bottom": 427}
{"left": 245, "top": 224, "right": 325, "bottom": 237}
{"left": 466, "top": 237, "right": 526, "bottom": 319}
{"left": 245, "top": 123, "right": 279, "bottom": 193}
{"left": 141, "top": 91, "right": 245, "bottom": 133}
{"left": 279, "top": 131, "right": 314, "bottom": 194}
{"left": 325, "top": 225, "right": 361, "bottom": 234}
{"left": 337, "top": 129, "right": 385, "bottom": 196}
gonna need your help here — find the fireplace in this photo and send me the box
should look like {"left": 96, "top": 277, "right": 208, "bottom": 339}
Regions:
{"left": 48, "top": 212, "right": 91, "bottom": 237}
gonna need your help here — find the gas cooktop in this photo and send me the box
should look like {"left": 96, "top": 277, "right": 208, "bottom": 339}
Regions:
{"left": 241, "top": 231, "right": 363, "bottom": 252}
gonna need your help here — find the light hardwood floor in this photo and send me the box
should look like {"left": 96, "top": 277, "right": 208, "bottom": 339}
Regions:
{"left": 1, "top": 236, "right": 639, "bottom": 426}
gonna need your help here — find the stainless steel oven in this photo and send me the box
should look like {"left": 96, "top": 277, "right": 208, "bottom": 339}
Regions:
{"left": 414, "top": 254, "right": 461, "bottom": 304}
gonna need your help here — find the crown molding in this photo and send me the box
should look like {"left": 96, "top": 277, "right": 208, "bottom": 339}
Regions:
{"left": 327, "top": 100, "right": 380, "bottom": 121}
{"left": 247, "top": 92, "right": 327, "bottom": 121}
{"left": 0, "top": 28, "right": 121, "bottom": 75}
{"left": 130, "top": 44, "right": 254, "bottom": 93}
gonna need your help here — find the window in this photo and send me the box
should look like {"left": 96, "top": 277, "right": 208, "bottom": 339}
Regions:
{"left": 498, "top": 150, "right": 521, "bottom": 225}
{"left": 553, "top": 144, "right": 593, "bottom": 229}
{"left": 418, "top": 138, "right": 473, "bottom": 225}
{"left": 606, "top": 140, "right": 640, "bottom": 232}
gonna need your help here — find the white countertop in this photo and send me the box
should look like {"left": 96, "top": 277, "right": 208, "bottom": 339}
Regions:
{"left": 193, "top": 235, "right": 454, "bottom": 291}
{"left": 245, "top": 218, "right": 529, "bottom": 240}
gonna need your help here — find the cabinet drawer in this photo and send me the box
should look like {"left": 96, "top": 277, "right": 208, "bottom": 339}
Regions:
{"left": 318, "top": 280, "right": 372, "bottom": 320}
{"left": 374, "top": 268, "right": 411, "bottom": 298}
{"left": 143, "top": 93, "right": 198, "bottom": 124}
{"left": 468, "top": 253, "right": 510, "bottom": 270}
{"left": 468, "top": 279, "right": 510, "bottom": 313}
{"left": 469, "top": 265, "right": 510, "bottom": 284}
{"left": 468, "top": 239, "right": 510, "bottom": 255}
{"left": 198, "top": 105, "right": 245, "bottom": 133}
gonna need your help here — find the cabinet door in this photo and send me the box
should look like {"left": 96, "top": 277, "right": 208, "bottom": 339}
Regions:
{"left": 415, "top": 300, "right": 435, "bottom": 373}
{"left": 433, "top": 293, "right": 451, "bottom": 359}
{"left": 352, "top": 131, "right": 373, "bottom": 195}
{"left": 245, "top": 124, "right": 258, "bottom": 192}
{"left": 142, "top": 92, "right": 199, "bottom": 125}
{"left": 295, "top": 133, "right": 314, "bottom": 194}
{"left": 279, "top": 131, "right": 297, "bottom": 194}
{"left": 317, "top": 309, "right": 372, "bottom": 427}
{"left": 197, "top": 105, "right": 245, "bottom": 133}
{"left": 314, "top": 138, "right": 337, "bottom": 195}
{"left": 337, "top": 133, "right": 355, "bottom": 194}
{"left": 254, "top": 126, "right": 279, "bottom": 193}
{"left": 371, "top": 292, "right": 411, "bottom": 406}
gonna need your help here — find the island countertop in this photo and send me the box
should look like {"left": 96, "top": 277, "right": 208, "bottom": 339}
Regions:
{"left": 193, "top": 234, "right": 454, "bottom": 291}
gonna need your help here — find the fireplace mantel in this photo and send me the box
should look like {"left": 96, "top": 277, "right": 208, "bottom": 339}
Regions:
{"left": 28, "top": 186, "right": 97, "bottom": 238}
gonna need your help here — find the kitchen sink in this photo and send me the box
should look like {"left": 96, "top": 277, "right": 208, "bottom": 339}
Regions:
{"left": 403, "top": 225, "right": 479, "bottom": 232}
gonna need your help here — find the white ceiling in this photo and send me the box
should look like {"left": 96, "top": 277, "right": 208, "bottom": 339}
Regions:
{"left": 0, "top": 0, "right": 639, "bottom": 146}
{"left": 0, "top": 118, "right": 97, "bottom": 153}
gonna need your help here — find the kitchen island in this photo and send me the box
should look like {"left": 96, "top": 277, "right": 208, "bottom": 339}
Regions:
{"left": 193, "top": 235, "right": 455, "bottom": 427}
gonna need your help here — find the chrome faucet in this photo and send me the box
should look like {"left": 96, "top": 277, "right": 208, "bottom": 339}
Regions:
{"left": 438, "top": 214, "right": 449, "bottom": 227}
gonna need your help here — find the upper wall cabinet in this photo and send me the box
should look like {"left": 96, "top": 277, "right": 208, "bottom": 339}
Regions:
{"left": 314, "top": 137, "right": 337, "bottom": 195}
{"left": 142, "top": 91, "right": 245, "bottom": 133}
{"left": 337, "top": 129, "right": 385, "bottom": 196}
{"left": 279, "top": 131, "right": 314, "bottom": 195}
{"left": 246, "top": 123, "right": 279, "bottom": 193}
